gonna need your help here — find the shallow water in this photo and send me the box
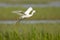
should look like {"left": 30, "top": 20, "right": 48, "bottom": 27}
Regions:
{"left": 0, "top": 2, "right": 60, "bottom": 24}
{"left": 0, "top": 1, "right": 60, "bottom": 7}
{"left": 0, "top": 20, "right": 60, "bottom": 24}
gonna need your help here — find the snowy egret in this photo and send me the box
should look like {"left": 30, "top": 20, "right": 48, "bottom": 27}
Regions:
{"left": 12, "top": 7, "right": 36, "bottom": 22}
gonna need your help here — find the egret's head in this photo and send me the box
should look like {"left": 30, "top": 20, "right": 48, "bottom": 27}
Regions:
{"left": 33, "top": 10, "right": 36, "bottom": 13}
{"left": 31, "top": 10, "right": 36, "bottom": 15}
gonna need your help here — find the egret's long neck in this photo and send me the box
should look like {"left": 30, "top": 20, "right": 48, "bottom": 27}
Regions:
{"left": 30, "top": 10, "right": 35, "bottom": 15}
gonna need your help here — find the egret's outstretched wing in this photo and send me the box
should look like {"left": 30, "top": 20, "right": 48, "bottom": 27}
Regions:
{"left": 12, "top": 11, "right": 23, "bottom": 13}
{"left": 24, "top": 7, "right": 33, "bottom": 15}
{"left": 12, "top": 11, "right": 24, "bottom": 15}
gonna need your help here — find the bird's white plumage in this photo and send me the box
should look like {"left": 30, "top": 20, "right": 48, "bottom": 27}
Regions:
{"left": 24, "top": 7, "right": 33, "bottom": 15}
{"left": 12, "top": 7, "right": 36, "bottom": 22}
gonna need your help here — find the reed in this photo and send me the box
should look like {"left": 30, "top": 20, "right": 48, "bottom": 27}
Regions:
{"left": 0, "top": 23, "right": 60, "bottom": 40}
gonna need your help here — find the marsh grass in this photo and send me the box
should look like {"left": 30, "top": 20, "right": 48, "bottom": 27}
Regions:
{"left": 0, "top": 31, "right": 60, "bottom": 40}
{"left": 0, "top": 23, "right": 60, "bottom": 40}
{"left": 0, "top": 0, "right": 60, "bottom": 4}
{"left": 0, "top": 7, "right": 60, "bottom": 20}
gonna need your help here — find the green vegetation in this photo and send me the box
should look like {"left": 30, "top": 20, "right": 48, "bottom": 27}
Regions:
{"left": 0, "top": 23, "right": 60, "bottom": 40}
{"left": 0, "top": 0, "right": 60, "bottom": 4}
{"left": 0, "top": 0, "right": 60, "bottom": 40}
{"left": 0, "top": 7, "right": 60, "bottom": 20}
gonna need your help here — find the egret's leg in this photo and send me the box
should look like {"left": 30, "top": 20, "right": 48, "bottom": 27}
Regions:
{"left": 16, "top": 19, "right": 20, "bottom": 23}
{"left": 16, "top": 17, "right": 23, "bottom": 24}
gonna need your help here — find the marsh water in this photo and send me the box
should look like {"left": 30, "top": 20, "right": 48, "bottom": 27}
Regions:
{"left": 0, "top": 1, "right": 60, "bottom": 7}
{"left": 0, "top": 1, "right": 60, "bottom": 24}
{"left": 0, "top": 20, "right": 60, "bottom": 24}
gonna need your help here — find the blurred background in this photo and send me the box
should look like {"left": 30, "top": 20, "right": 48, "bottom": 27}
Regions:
{"left": 0, "top": 0, "right": 60, "bottom": 20}
{"left": 0, "top": 0, "right": 60, "bottom": 40}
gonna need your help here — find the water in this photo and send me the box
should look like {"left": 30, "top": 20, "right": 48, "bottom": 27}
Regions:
{"left": 0, "top": 1, "right": 60, "bottom": 7}
{"left": 0, "top": 2, "right": 60, "bottom": 24}
{"left": 0, "top": 20, "right": 60, "bottom": 24}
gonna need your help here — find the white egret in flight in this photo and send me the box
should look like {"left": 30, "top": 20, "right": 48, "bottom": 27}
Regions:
{"left": 12, "top": 7, "right": 36, "bottom": 22}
